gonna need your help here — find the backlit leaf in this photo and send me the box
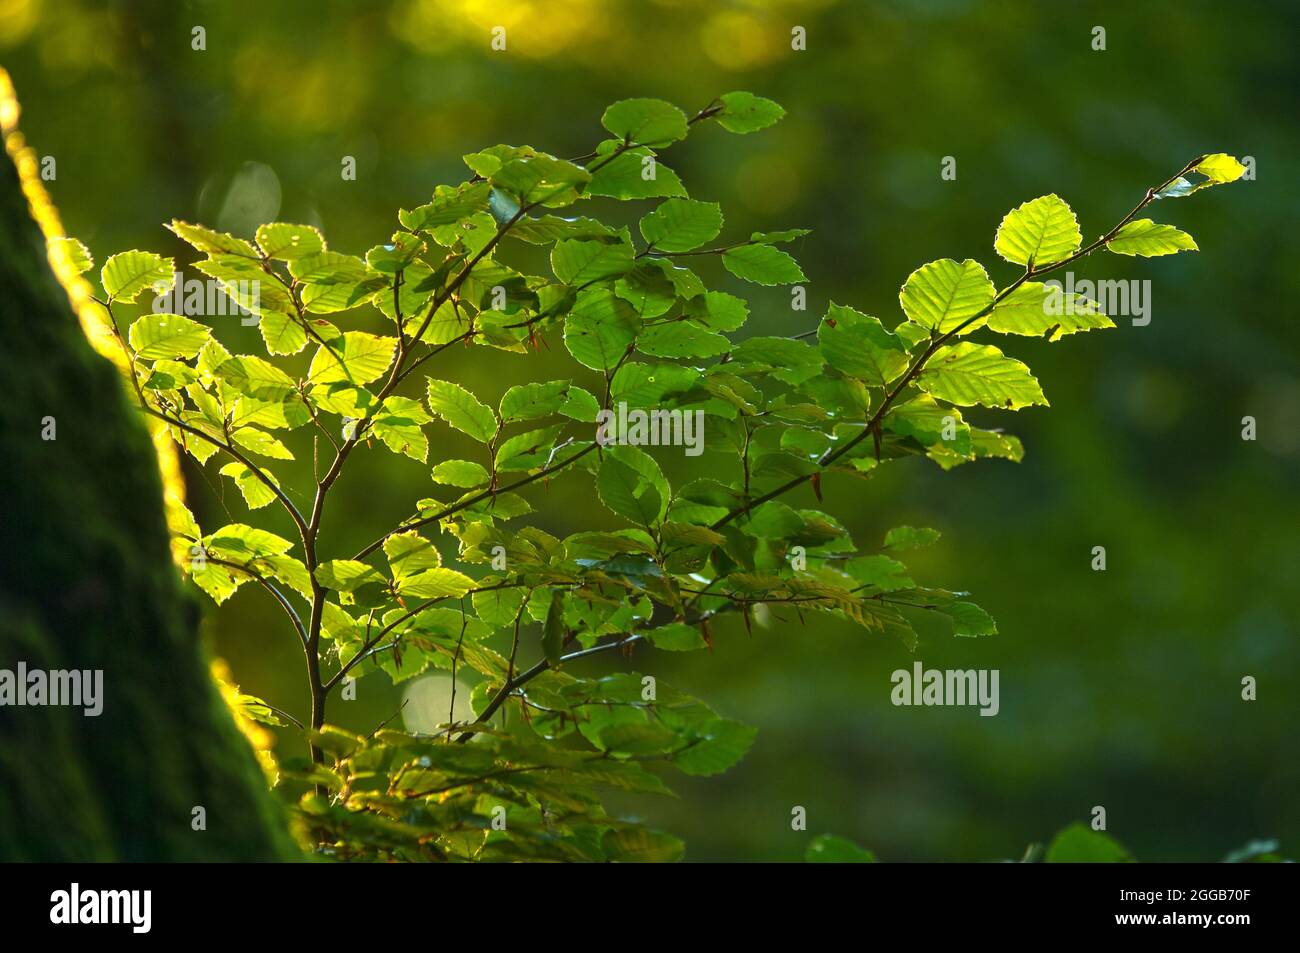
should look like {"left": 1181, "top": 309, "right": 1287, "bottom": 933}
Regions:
{"left": 917, "top": 342, "right": 1048, "bottom": 410}
{"left": 1105, "top": 219, "right": 1198, "bottom": 257}
{"left": 994, "top": 194, "right": 1081, "bottom": 267}
{"left": 899, "top": 258, "right": 995, "bottom": 333}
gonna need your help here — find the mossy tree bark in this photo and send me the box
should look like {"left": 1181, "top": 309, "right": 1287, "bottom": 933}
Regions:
{"left": 0, "top": 146, "right": 298, "bottom": 860}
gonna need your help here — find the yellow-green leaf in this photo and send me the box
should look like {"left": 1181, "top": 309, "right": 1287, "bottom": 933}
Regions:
{"left": 128, "top": 312, "right": 211, "bottom": 360}
{"left": 425, "top": 379, "right": 497, "bottom": 442}
{"left": 987, "top": 282, "right": 1114, "bottom": 338}
{"left": 383, "top": 531, "right": 442, "bottom": 580}
{"left": 167, "top": 220, "right": 259, "bottom": 258}
{"left": 307, "top": 332, "right": 396, "bottom": 387}
{"left": 218, "top": 462, "right": 279, "bottom": 509}
{"left": 1193, "top": 153, "right": 1247, "bottom": 184}
{"left": 1105, "top": 219, "right": 1198, "bottom": 257}
{"left": 373, "top": 396, "right": 432, "bottom": 461}
{"left": 256, "top": 222, "right": 326, "bottom": 260}
{"left": 397, "top": 567, "right": 475, "bottom": 600}
{"left": 917, "top": 342, "right": 1048, "bottom": 410}
{"left": 102, "top": 250, "right": 174, "bottom": 302}
{"left": 899, "top": 258, "right": 995, "bottom": 333}
{"left": 994, "top": 194, "right": 1081, "bottom": 267}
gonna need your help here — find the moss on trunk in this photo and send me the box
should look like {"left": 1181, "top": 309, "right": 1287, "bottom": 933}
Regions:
{"left": 0, "top": 141, "right": 298, "bottom": 861}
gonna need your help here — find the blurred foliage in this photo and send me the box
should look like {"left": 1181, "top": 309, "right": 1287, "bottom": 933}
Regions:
{"left": 3, "top": 0, "right": 1296, "bottom": 861}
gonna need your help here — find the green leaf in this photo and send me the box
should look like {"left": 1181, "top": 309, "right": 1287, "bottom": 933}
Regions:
{"left": 647, "top": 622, "right": 707, "bottom": 652}
{"left": 1105, "top": 219, "right": 1198, "bottom": 257}
{"left": 190, "top": 559, "right": 241, "bottom": 604}
{"left": 638, "top": 320, "right": 730, "bottom": 359}
{"left": 206, "top": 523, "right": 293, "bottom": 558}
{"left": 257, "top": 311, "right": 309, "bottom": 356}
{"left": 309, "top": 382, "right": 374, "bottom": 417}
{"left": 597, "top": 721, "right": 677, "bottom": 755}
{"left": 741, "top": 500, "right": 805, "bottom": 538}
{"left": 365, "top": 233, "right": 426, "bottom": 274}
{"left": 167, "top": 220, "right": 259, "bottom": 258}
{"left": 601, "top": 828, "right": 684, "bottom": 863}
{"left": 289, "top": 252, "right": 382, "bottom": 313}
{"left": 255, "top": 222, "right": 325, "bottom": 260}
{"left": 397, "top": 567, "right": 475, "bottom": 600}
{"left": 425, "top": 379, "right": 498, "bottom": 442}
{"left": 585, "top": 143, "right": 687, "bottom": 200}
{"left": 818, "top": 304, "right": 909, "bottom": 386}
{"left": 884, "top": 526, "right": 941, "bottom": 551}
{"left": 320, "top": 602, "right": 361, "bottom": 642}
{"left": 551, "top": 239, "right": 634, "bottom": 285}
{"left": 128, "top": 312, "right": 211, "bottom": 360}
{"left": 560, "top": 386, "right": 601, "bottom": 422}
{"left": 307, "top": 332, "right": 396, "bottom": 387}
{"left": 473, "top": 587, "right": 526, "bottom": 627}
{"left": 639, "top": 198, "right": 723, "bottom": 253}
{"left": 601, "top": 98, "right": 688, "bottom": 147}
{"left": 230, "top": 690, "right": 287, "bottom": 728}
{"left": 431, "top": 459, "right": 490, "bottom": 487}
{"left": 917, "top": 342, "right": 1048, "bottom": 409}
{"left": 844, "top": 555, "right": 914, "bottom": 591}
{"left": 722, "top": 243, "right": 805, "bottom": 285}
{"left": 937, "top": 601, "right": 997, "bottom": 637}
{"left": 899, "top": 258, "right": 995, "bottom": 333}
{"left": 218, "top": 463, "right": 279, "bottom": 510}
{"left": 652, "top": 259, "right": 705, "bottom": 299}
{"left": 597, "top": 454, "right": 664, "bottom": 526}
{"left": 493, "top": 421, "right": 561, "bottom": 470}
{"left": 987, "top": 282, "right": 1114, "bottom": 339}
{"left": 315, "top": 560, "right": 386, "bottom": 593}
{"left": 750, "top": 228, "right": 811, "bottom": 245}
{"left": 1044, "top": 823, "right": 1134, "bottom": 863}
{"left": 564, "top": 289, "right": 639, "bottom": 371}
{"left": 509, "top": 214, "right": 615, "bottom": 245}
{"left": 398, "top": 181, "right": 492, "bottom": 231}
{"left": 143, "top": 359, "right": 198, "bottom": 390}
{"left": 617, "top": 265, "right": 681, "bottom": 319}
{"left": 495, "top": 425, "right": 563, "bottom": 471}
{"left": 406, "top": 301, "right": 472, "bottom": 347}
{"left": 994, "top": 194, "right": 1081, "bottom": 267}
{"left": 214, "top": 354, "right": 297, "bottom": 401}
{"left": 500, "top": 381, "right": 572, "bottom": 423}
{"left": 102, "top": 250, "right": 174, "bottom": 302}
{"left": 231, "top": 426, "right": 294, "bottom": 460}
{"left": 611, "top": 361, "right": 700, "bottom": 408}
{"left": 805, "top": 834, "right": 876, "bottom": 863}
{"left": 730, "top": 336, "right": 824, "bottom": 382}
{"left": 885, "top": 394, "right": 972, "bottom": 456}
{"left": 49, "top": 236, "right": 93, "bottom": 275}
{"left": 969, "top": 427, "right": 1024, "bottom": 464}
{"left": 675, "top": 718, "right": 758, "bottom": 776}
{"left": 259, "top": 554, "right": 312, "bottom": 599}
{"left": 716, "top": 91, "right": 786, "bottom": 134}
{"left": 190, "top": 255, "right": 296, "bottom": 317}
{"left": 489, "top": 153, "right": 591, "bottom": 208}
{"left": 373, "top": 396, "right": 433, "bottom": 462}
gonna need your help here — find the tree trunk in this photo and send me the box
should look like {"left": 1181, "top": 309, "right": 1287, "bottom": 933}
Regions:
{"left": 0, "top": 136, "right": 297, "bottom": 860}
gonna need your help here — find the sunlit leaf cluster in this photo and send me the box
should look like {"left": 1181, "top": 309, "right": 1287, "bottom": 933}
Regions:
{"left": 74, "top": 90, "right": 1244, "bottom": 861}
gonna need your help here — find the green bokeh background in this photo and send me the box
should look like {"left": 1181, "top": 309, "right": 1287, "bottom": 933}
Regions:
{"left": 5, "top": 0, "right": 1296, "bottom": 861}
